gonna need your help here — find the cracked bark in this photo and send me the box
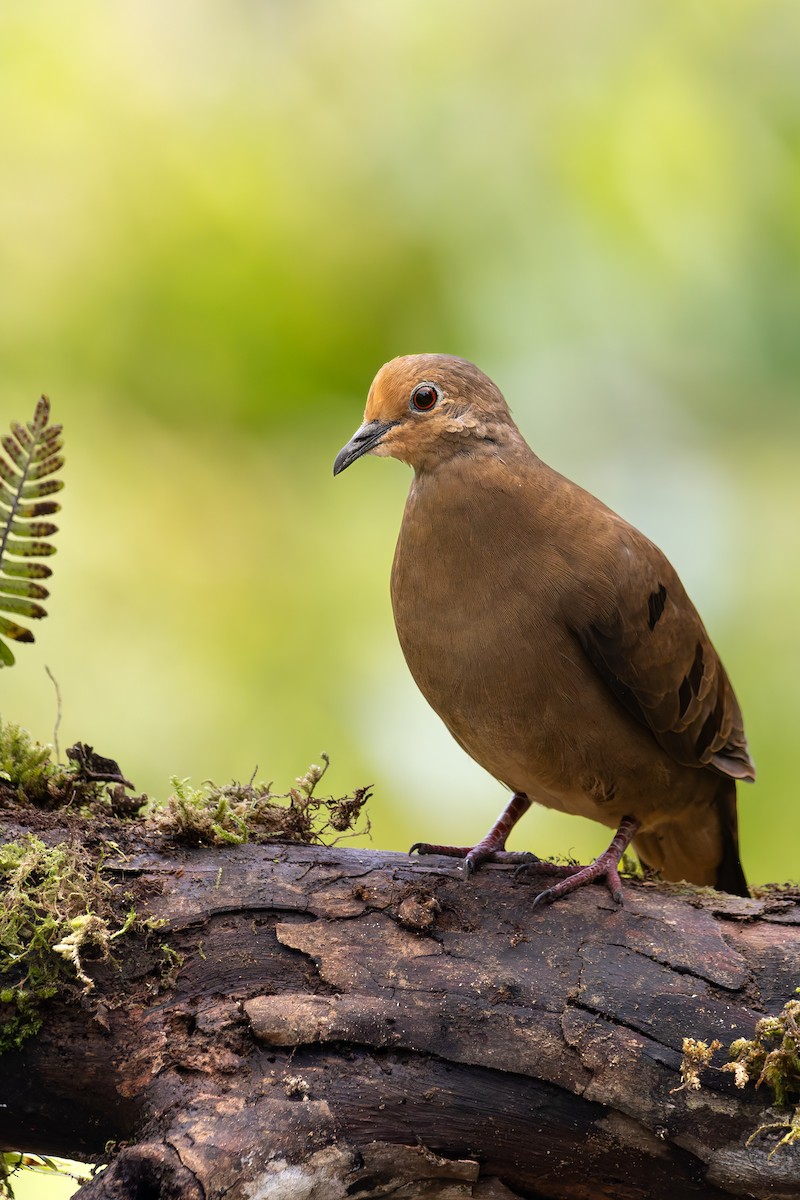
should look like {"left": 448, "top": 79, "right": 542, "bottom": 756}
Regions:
{"left": 2, "top": 837, "right": 800, "bottom": 1200}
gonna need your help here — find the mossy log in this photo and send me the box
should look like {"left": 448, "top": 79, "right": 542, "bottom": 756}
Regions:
{"left": 1, "top": 825, "right": 800, "bottom": 1200}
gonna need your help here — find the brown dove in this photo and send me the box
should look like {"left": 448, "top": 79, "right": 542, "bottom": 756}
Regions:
{"left": 334, "top": 354, "right": 754, "bottom": 904}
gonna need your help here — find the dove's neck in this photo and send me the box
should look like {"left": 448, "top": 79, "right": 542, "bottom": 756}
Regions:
{"left": 411, "top": 422, "right": 547, "bottom": 486}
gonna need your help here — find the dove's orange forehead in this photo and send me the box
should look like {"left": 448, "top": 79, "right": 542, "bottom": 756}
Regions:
{"left": 364, "top": 353, "right": 504, "bottom": 424}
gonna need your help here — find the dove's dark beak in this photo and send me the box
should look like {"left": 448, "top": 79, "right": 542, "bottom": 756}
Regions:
{"left": 333, "top": 419, "right": 398, "bottom": 476}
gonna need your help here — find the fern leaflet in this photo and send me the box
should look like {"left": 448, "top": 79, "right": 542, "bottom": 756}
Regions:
{"left": 0, "top": 396, "right": 64, "bottom": 667}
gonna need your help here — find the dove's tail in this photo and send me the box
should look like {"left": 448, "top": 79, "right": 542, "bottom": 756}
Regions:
{"left": 633, "top": 777, "right": 749, "bottom": 897}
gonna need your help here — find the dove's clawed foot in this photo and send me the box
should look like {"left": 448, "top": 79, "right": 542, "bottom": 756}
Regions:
{"left": 411, "top": 792, "right": 534, "bottom": 875}
{"left": 516, "top": 815, "right": 640, "bottom": 908}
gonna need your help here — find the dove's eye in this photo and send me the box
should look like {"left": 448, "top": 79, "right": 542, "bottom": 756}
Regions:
{"left": 410, "top": 383, "right": 439, "bottom": 412}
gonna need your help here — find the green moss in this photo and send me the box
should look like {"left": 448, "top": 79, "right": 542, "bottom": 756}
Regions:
{"left": 727, "top": 1000, "right": 800, "bottom": 1108}
{"left": 677, "top": 991, "right": 800, "bottom": 1154}
{"left": 0, "top": 835, "right": 139, "bottom": 1054}
{"left": 148, "top": 755, "right": 371, "bottom": 847}
{"left": 0, "top": 720, "right": 64, "bottom": 807}
{"left": 724, "top": 995, "right": 800, "bottom": 1154}
{"left": 158, "top": 943, "right": 185, "bottom": 990}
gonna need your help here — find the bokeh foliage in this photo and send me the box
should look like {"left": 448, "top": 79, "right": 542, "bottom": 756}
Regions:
{"left": 2, "top": 0, "right": 799, "bottom": 919}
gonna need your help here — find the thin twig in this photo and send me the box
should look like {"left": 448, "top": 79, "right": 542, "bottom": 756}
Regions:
{"left": 44, "top": 664, "right": 62, "bottom": 762}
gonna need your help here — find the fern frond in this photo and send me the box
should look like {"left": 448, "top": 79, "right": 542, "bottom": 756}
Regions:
{"left": 0, "top": 396, "right": 63, "bottom": 667}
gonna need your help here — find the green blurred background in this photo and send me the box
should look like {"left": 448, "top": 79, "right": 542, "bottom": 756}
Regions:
{"left": 2, "top": 1, "right": 799, "bottom": 1187}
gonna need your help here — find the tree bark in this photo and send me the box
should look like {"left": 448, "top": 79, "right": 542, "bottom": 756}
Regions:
{"left": 2, "top": 825, "right": 800, "bottom": 1199}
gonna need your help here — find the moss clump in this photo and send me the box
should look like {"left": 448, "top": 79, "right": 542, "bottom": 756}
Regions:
{"left": 0, "top": 719, "right": 138, "bottom": 812}
{"left": 148, "top": 754, "right": 371, "bottom": 847}
{"left": 0, "top": 835, "right": 136, "bottom": 1053}
{"left": 673, "top": 1037, "right": 723, "bottom": 1093}
{"left": 727, "top": 999, "right": 800, "bottom": 1107}
{"left": 727, "top": 997, "right": 800, "bottom": 1153}
{"left": 676, "top": 993, "right": 800, "bottom": 1154}
{"left": 0, "top": 720, "right": 64, "bottom": 808}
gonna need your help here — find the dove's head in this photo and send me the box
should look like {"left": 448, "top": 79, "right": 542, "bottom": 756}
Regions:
{"left": 333, "top": 354, "right": 517, "bottom": 476}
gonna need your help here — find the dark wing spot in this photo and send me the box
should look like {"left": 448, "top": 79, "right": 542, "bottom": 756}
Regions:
{"left": 678, "top": 645, "right": 704, "bottom": 719}
{"left": 678, "top": 676, "right": 693, "bottom": 719}
{"left": 647, "top": 584, "right": 667, "bottom": 631}
{"left": 696, "top": 687, "right": 726, "bottom": 759}
{"left": 688, "top": 641, "right": 704, "bottom": 692}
